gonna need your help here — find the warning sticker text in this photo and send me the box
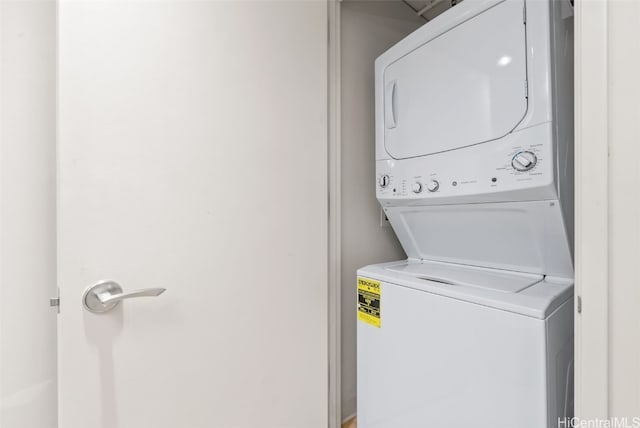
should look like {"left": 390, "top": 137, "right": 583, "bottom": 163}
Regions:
{"left": 357, "top": 277, "right": 381, "bottom": 328}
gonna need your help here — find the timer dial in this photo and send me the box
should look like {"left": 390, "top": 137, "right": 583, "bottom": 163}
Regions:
{"left": 512, "top": 151, "right": 537, "bottom": 172}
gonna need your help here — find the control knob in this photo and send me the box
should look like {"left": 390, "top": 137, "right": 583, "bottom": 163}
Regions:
{"left": 512, "top": 151, "right": 537, "bottom": 172}
{"left": 412, "top": 182, "right": 422, "bottom": 194}
{"left": 379, "top": 174, "right": 390, "bottom": 188}
{"left": 426, "top": 180, "right": 439, "bottom": 193}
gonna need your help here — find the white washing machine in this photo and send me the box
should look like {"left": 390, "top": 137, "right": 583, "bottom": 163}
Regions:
{"left": 357, "top": 0, "right": 574, "bottom": 427}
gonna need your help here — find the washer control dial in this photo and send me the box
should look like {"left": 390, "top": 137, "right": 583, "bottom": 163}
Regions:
{"left": 412, "top": 182, "right": 422, "bottom": 194}
{"left": 512, "top": 151, "right": 537, "bottom": 172}
{"left": 379, "top": 174, "right": 390, "bottom": 188}
{"left": 426, "top": 180, "right": 439, "bottom": 193}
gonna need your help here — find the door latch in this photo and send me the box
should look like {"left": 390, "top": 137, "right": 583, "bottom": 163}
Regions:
{"left": 577, "top": 296, "right": 582, "bottom": 314}
{"left": 49, "top": 288, "right": 60, "bottom": 314}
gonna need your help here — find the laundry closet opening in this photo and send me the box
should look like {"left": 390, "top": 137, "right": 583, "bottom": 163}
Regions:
{"left": 338, "top": 0, "right": 575, "bottom": 426}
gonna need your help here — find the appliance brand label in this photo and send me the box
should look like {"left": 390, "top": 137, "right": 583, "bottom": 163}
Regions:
{"left": 357, "top": 277, "right": 381, "bottom": 328}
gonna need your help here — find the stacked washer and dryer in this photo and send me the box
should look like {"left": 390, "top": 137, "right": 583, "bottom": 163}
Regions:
{"left": 356, "top": 0, "right": 574, "bottom": 427}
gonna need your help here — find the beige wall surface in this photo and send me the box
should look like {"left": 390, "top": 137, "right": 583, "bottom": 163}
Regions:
{"left": 574, "top": 0, "right": 609, "bottom": 418}
{"left": 576, "top": 0, "right": 640, "bottom": 419}
{"left": 340, "top": 1, "right": 422, "bottom": 420}
{"left": 607, "top": 0, "right": 640, "bottom": 418}
{"left": 0, "top": 2, "right": 57, "bottom": 427}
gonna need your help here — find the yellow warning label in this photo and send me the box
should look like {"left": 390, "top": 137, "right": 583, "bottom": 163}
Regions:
{"left": 357, "top": 277, "right": 381, "bottom": 328}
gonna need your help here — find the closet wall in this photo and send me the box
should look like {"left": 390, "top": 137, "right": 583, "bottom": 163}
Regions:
{"left": 340, "top": 1, "right": 423, "bottom": 420}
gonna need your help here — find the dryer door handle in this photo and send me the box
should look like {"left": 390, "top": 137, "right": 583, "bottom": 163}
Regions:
{"left": 385, "top": 80, "right": 397, "bottom": 129}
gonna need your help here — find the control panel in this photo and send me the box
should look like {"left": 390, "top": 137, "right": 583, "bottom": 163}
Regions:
{"left": 376, "top": 123, "right": 556, "bottom": 205}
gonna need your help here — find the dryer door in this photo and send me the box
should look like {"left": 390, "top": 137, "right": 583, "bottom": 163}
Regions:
{"left": 383, "top": 0, "right": 528, "bottom": 159}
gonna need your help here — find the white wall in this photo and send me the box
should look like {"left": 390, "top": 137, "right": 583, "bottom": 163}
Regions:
{"left": 575, "top": 0, "right": 640, "bottom": 419}
{"left": 607, "top": 0, "right": 640, "bottom": 418}
{"left": 0, "top": 1, "right": 57, "bottom": 427}
{"left": 340, "top": 1, "right": 423, "bottom": 420}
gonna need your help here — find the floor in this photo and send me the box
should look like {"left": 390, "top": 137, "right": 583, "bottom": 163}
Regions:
{"left": 342, "top": 416, "right": 357, "bottom": 428}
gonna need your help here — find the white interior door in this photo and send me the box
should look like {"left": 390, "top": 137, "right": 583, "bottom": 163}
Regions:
{"left": 57, "top": 2, "right": 328, "bottom": 427}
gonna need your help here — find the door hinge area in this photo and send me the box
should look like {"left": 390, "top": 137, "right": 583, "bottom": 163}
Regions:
{"left": 524, "top": 80, "right": 528, "bottom": 98}
{"left": 577, "top": 296, "right": 582, "bottom": 314}
{"left": 49, "top": 288, "right": 60, "bottom": 314}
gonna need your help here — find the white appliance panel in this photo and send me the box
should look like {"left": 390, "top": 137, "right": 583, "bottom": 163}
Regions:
{"left": 383, "top": 0, "right": 528, "bottom": 160}
{"left": 385, "top": 200, "right": 574, "bottom": 278}
{"left": 358, "top": 279, "right": 554, "bottom": 428}
{"left": 377, "top": 122, "right": 555, "bottom": 205}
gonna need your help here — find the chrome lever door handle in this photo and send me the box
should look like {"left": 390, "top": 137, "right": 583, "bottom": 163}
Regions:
{"left": 83, "top": 280, "right": 166, "bottom": 314}
{"left": 98, "top": 287, "right": 165, "bottom": 305}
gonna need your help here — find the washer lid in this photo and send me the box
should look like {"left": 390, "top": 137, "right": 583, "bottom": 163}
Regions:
{"left": 385, "top": 260, "right": 542, "bottom": 293}
{"left": 382, "top": 0, "right": 528, "bottom": 159}
{"left": 358, "top": 260, "right": 573, "bottom": 319}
